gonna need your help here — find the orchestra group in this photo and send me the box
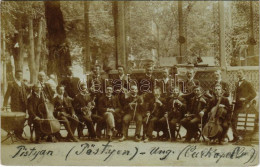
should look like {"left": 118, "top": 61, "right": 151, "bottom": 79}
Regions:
{"left": 3, "top": 64, "right": 257, "bottom": 145}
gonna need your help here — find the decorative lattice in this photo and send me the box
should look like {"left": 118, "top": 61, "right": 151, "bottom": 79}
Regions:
{"left": 213, "top": 2, "right": 220, "bottom": 66}
{"left": 253, "top": 1, "right": 259, "bottom": 56}
{"left": 224, "top": 2, "right": 233, "bottom": 66}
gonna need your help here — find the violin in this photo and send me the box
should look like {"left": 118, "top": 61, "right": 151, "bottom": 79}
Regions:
{"left": 202, "top": 97, "right": 227, "bottom": 139}
{"left": 38, "top": 89, "right": 61, "bottom": 135}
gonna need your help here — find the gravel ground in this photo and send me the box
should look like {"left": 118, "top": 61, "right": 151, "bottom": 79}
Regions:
{"left": 1, "top": 126, "right": 259, "bottom": 166}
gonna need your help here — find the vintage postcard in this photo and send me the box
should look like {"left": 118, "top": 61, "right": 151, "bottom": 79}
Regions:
{"left": 1, "top": 1, "right": 259, "bottom": 166}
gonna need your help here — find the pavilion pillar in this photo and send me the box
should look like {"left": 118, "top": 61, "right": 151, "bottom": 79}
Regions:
{"left": 113, "top": 1, "right": 126, "bottom": 68}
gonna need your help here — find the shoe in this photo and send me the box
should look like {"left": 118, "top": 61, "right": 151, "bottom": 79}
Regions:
{"left": 119, "top": 136, "right": 126, "bottom": 142}
{"left": 171, "top": 138, "right": 176, "bottom": 142}
{"left": 72, "top": 137, "right": 80, "bottom": 142}
{"left": 230, "top": 137, "right": 239, "bottom": 143}
{"left": 112, "top": 128, "right": 118, "bottom": 137}
{"left": 144, "top": 138, "right": 150, "bottom": 143}
{"left": 46, "top": 136, "right": 53, "bottom": 142}
{"left": 92, "top": 137, "right": 99, "bottom": 142}
{"left": 16, "top": 135, "right": 27, "bottom": 140}
{"left": 108, "top": 135, "right": 112, "bottom": 142}
{"left": 135, "top": 136, "right": 141, "bottom": 142}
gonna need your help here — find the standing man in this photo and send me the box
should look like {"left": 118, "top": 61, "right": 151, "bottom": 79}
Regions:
{"left": 230, "top": 69, "right": 256, "bottom": 143}
{"left": 3, "top": 70, "right": 30, "bottom": 140}
{"left": 60, "top": 67, "right": 80, "bottom": 99}
{"left": 183, "top": 69, "right": 200, "bottom": 94}
{"left": 97, "top": 86, "right": 121, "bottom": 141}
{"left": 180, "top": 86, "right": 207, "bottom": 142}
{"left": 119, "top": 85, "right": 144, "bottom": 142}
{"left": 38, "top": 71, "right": 55, "bottom": 102}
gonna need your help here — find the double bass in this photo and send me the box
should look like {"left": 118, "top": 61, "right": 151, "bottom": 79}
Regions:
{"left": 38, "top": 90, "right": 61, "bottom": 135}
{"left": 202, "top": 97, "right": 227, "bottom": 139}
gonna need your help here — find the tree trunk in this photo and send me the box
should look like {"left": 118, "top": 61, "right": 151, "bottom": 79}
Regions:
{"left": 28, "top": 17, "right": 36, "bottom": 84}
{"left": 112, "top": 1, "right": 126, "bottom": 68}
{"left": 84, "top": 1, "right": 91, "bottom": 72}
{"left": 35, "top": 18, "right": 43, "bottom": 79}
{"left": 13, "top": 18, "right": 24, "bottom": 74}
{"left": 44, "top": 1, "right": 71, "bottom": 80}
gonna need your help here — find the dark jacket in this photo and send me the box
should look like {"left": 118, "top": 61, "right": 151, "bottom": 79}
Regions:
{"left": 138, "top": 74, "right": 156, "bottom": 94}
{"left": 4, "top": 81, "right": 30, "bottom": 112}
{"left": 72, "top": 93, "right": 93, "bottom": 116}
{"left": 98, "top": 95, "right": 121, "bottom": 116}
{"left": 165, "top": 95, "right": 187, "bottom": 119}
{"left": 27, "top": 93, "right": 44, "bottom": 122}
{"left": 60, "top": 77, "right": 80, "bottom": 99}
{"left": 188, "top": 95, "right": 207, "bottom": 118}
{"left": 38, "top": 82, "right": 55, "bottom": 102}
{"left": 209, "top": 80, "right": 230, "bottom": 97}
{"left": 53, "top": 96, "right": 75, "bottom": 117}
{"left": 206, "top": 96, "right": 232, "bottom": 121}
{"left": 124, "top": 95, "right": 144, "bottom": 115}
{"left": 234, "top": 79, "right": 256, "bottom": 108}
{"left": 183, "top": 79, "right": 200, "bottom": 94}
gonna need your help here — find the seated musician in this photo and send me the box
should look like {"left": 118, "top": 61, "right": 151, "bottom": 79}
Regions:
{"left": 143, "top": 88, "right": 164, "bottom": 142}
{"left": 119, "top": 85, "right": 144, "bottom": 142}
{"left": 28, "top": 84, "right": 44, "bottom": 143}
{"left": 97, "top": 85, "right": 121, "bottom": 141}
{"left": 112, "top": 66, "right": 129, "bottom": 136}
{"left": 73, "top": 83, "right": 100, "bottom": 141}
{"left": 158, "top": 87, "right": 186, "bottom": 141}
{"left": 204, "top": 84, "right": 232, "bottom": 144}
{"left": 53, "top": 85, "right": 79, "bottom": 142}
{"left": 180, "top": 86, "right": 207, "bottom": 142}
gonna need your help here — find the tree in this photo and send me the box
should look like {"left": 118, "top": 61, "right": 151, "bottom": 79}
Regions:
{"left": 44, "top": 1, "right": 72, "bottom": 79}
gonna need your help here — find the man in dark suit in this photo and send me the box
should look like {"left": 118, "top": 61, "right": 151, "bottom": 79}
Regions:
{"left": 159, "top": 87, "right": 186, "bottom": 141}
{"left": 60, "top": 67, "right": 80, "bottom": 99}
{"left": 53, "top": 85, "right": 79, "bottom": 142}
{"left": 73, "top": 83, "right": 100, "bottom": 141}
{"left": 27, "top": 84, "right": 45, "bottom": 143}
{"left": 156, "top": 68, "right": 173, "bottom": 99}
{"left": 139, "top": 65, "right": 155, "bottom": 94}
{"left": 180, "top": 86, "right": 207, "bottom": 142}
{"left": 231, "top": 69, "right": 256, "bottom": 143}
{"left": 208, "top": 70, "right": 230, "bottom": 98}
{"left": 119, "top": 85, "right": 144, "bottom": 142}
{"left": 97, "top": 86, "right": 121, "bottom": 141}
{"left": 205, "top": 84, "right": 232, "bottom": 144}
{"left": 143, "top": 88, "right": 165, "bottom": 142}
{"left": 3, "top": 70, "right": 30, "bottom": 140}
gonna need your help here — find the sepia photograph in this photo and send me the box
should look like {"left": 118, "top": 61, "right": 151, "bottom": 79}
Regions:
{"left": 0, "top": 1, "right": 259, "bottom": 166}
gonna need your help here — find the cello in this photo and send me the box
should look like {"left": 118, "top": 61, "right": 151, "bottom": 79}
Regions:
{"left": 202, "top": 97, "right": 227, "bottom": 139}
{"left": 38, "top": 89, "right": 61, "bottom": 135}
